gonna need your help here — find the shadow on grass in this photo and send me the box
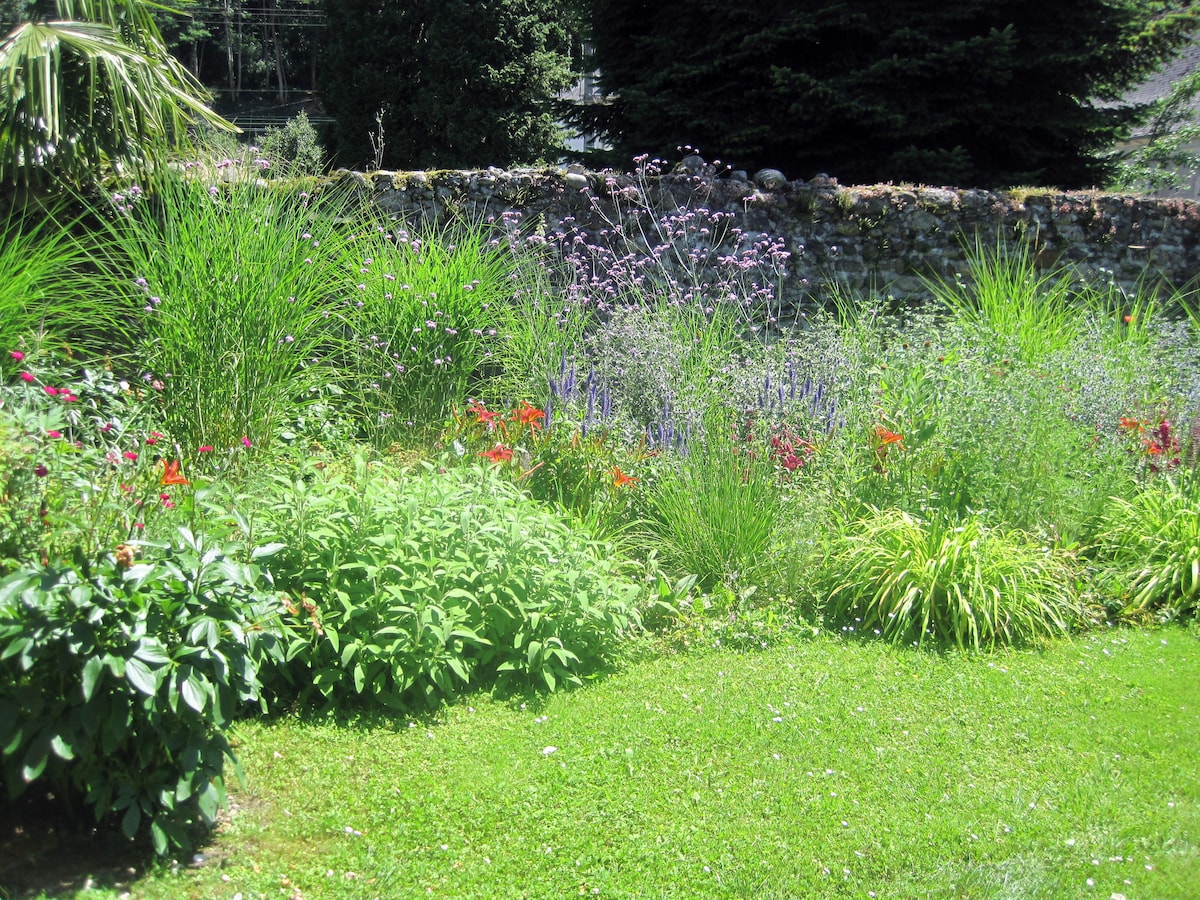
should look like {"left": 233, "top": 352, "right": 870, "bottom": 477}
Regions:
{"left": 0, "top": 787, "right": 157, "bottom": 900}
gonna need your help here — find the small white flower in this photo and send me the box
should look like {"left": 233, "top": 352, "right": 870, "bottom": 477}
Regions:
{"left": 542, "top": 746, "right": 558, "bottom": 755}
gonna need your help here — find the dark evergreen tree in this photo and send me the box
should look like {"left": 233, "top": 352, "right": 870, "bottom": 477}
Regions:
{"left": 572, "top": 0, "right": 1200, "bottom": 188}
{"left": 320, "top": 0, "right": 578, "bottom": 169}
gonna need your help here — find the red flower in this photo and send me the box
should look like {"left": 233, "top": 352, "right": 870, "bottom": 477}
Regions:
{"left": 512, "top": 401, "right": 545, "bottom": 429}
{"left": 611, "top": 466, "right": 638, "bottom": 487}
{"left": 10, "top": 351, "right": 24, "bottom": 361}
{"left": 467, "top": 400, "right": 502, "bottom": 429}
{"left": 19, "top": 372, "right": 34, "bottom": 382}
{"left": 160, "top": 459, "right": 190, "bottom": 486}
{"left": 874, "top": 425, "right": 904, "bottom": 447}
{"left": 480, "top": 444, "right": 513, "bottom": 463}
{"left": 198, "top": 445, "right": 214, "bottom": 453}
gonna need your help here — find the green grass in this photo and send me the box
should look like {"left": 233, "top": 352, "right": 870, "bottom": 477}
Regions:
{"left": 19, "top": 626, "right": 1197, "bottom": 899}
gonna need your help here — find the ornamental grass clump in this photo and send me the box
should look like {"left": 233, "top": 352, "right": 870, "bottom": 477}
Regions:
{"left": 821, "top": 508, "right": 1080, "bottom": 650}
{"left": 1097, "top": 414, "right": 1200, "bottom": 621}
{"left": 334, "top": 217, "right": 518, "bottom": 441}
{"left": 91, "top": 175, "right": 358, "bottom": 453}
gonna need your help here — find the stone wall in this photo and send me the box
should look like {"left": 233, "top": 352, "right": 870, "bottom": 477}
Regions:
{"left": 329, "top": 162, "right": 1200, "bottom": 311}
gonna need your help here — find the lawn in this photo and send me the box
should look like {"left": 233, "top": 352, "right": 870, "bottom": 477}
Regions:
{"left": 7, "top": 626, "right": 1199, "bottom": 899}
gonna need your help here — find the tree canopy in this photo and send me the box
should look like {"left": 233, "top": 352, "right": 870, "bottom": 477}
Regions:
{"left": 570, "top": 0, "right": 1200, "bottom": 188}
{"left": 320, "top": 0, "right": 579, "bottom": 170}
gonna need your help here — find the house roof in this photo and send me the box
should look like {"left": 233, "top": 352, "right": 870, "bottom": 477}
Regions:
{"left": 1119, "top": 41, "right": 1200, "bottom": 136}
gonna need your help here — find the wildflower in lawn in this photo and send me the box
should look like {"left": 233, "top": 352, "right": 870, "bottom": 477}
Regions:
{"left": 161, "top": 459, "right": 190, "bottom": 486}
{"left": 198, "top": 445, "right": 214, "bottom": 453}
{"left": 19, "top": 372, "right": 34, "bottom": 382}
{"left": 241, "top": 436, "right": 252, "bottom": 448}
{"left": 513, "top": 400, "right": 545, "bottom": 429}
{"left": 611, "top": 466, "right": 638, "bottom": 487}
{"left": 10, "top": 351, "right": 23, "bottom": 361}
{"left": 480, "top": 444, "right": 514, "bottom": 463}
{"left": 122, "top": 451, "right": 138, "bottom": 461}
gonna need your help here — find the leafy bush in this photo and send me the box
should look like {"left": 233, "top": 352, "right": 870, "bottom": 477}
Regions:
{"left": 0, "top": 528, "right": 285, "bottom": 854}
{"left": 247, "top": 458, "right": 644, "bottom": 706}
{"left": 821, "top": 508, "right": 1080, "bottom": 649}
{"left": 0, "top": 355, "right": 214, "bottom": 573}
{"left": 258, "top": 111, "right": 325, "bottom": 177}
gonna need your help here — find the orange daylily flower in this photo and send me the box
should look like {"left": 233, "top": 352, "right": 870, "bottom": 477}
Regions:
{"left": 480, "top": 444, "right": 514, "bottom": 464}
{"left": 611, "top": 466, "right": 638, "bottom": 487}
{"left": 874, "top": 426, "right": 905, "bottom": 447}
{"left": 160, "top": 459, "right": 190, "bottom": 486}
{"left": 467, "top": 400, "right": 502, "bottom": 430}
{"left": 512, "top": 400, "right": 545, "bottom": 429}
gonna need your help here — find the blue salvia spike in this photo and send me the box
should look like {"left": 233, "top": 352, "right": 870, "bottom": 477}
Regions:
{"left": 586, "top": 379, "right": 596, "bottom": 424}
{"left": 559, "top": 353, "right": 568, "bottom": 383}
{"left": 757, "top": 390, "right": 765, "bottom": 410}
{"left": 601, "top": 384, "right": 612, "bottom": 421}
{"left": 581, "top": 419, "right": 588, "bottom": 438}
{"left": 801, "top": 376, "right": 812, "bottom": 399}
{"left": 777, "top": 384, "right": 785, "bottom": 410}
{"left": 789, "top": 366, "right": 797, "bottom": 400}
{"left": 814, "top": 381, "right": 824, "bottom": 405}
{"left": 566, "top": 365, "right": 577, "bottom": 400}
{"left": 549, "top": 376, "right": 560, "bottom": 400}
{"left": 764, "top": 372, "right": 772, "bottom": 397}
{"left": 545, "top": 397, "right": 554, "bottom": 432}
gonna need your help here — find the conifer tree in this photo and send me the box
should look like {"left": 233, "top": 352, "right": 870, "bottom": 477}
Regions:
{"left": 572, "top": 0, "right": 1200, "bottom": 188}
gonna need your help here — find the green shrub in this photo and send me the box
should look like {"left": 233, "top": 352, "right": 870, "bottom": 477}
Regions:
{"left": 0, "top": 355, "right": 208, "bottom": 573}
{"left": 0, "top": 528, "right": 286, "bottom": 854}
{"left": 248, "top": 457, "right": 644, "bottom": 706}
{"left": 257, "top": 111, "right": 325, "bottom": 177}
{"left": 821, "top": 508, "right": 1080, "bottom": 649}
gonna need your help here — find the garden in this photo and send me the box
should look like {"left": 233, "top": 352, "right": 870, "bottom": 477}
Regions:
{"left": 1, "top": 155, "right": 1199, "bottom": 898}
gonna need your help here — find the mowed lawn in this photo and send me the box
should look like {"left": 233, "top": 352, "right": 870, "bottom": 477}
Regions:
{"left": 96, "top": 626, "right": 1200, "bottom": 900}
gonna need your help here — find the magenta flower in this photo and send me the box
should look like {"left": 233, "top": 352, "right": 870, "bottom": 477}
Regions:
{"left": 34, "top": 464, "right": 48, "bottom": 477}
{"left": 19, "top": 372, "right": 34, "bottom": 382}
{"left": 43, "top": 385, "right": 58, "bottom": 396}
{"left": 241, "top": 436, "right": 252, "bottom": 448}
{"left": 46, "top": 430, "right": 62, "bottom": 439}
{"left": 10, "top": 351, "right": 24, "bottom": 361}
{"left": 123, "top": 451, "right": 138, "bottom": 461}
{"left": 198, "top": 445, "right": 214, "bottom": 453}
